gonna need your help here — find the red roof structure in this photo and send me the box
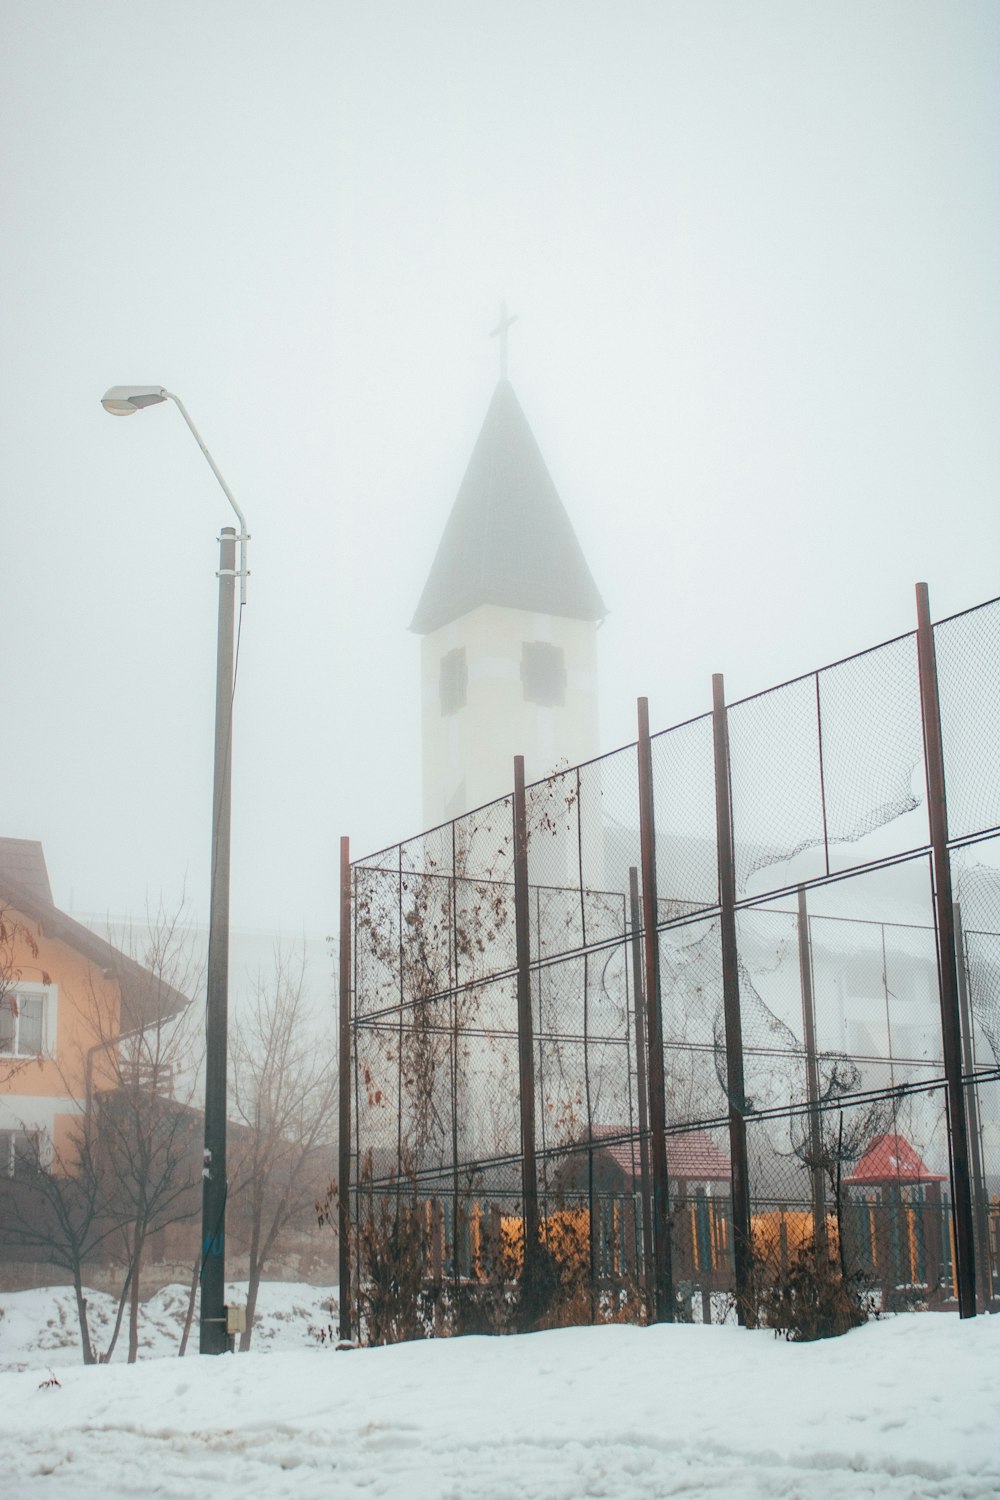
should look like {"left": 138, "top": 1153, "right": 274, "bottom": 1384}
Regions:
{"left": 844, "top": 1133, "right": 946, "bottom": 1186}
{"left": 589, "top": 1125, "right": 731, "bottom": 1183}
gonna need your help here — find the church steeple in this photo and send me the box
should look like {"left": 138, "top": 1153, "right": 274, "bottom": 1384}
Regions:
{"left": 411, "top": 379, "right": 605, "bottom": 635}
{"left": 414, "top": 343, "right": 603, "bottom": 827}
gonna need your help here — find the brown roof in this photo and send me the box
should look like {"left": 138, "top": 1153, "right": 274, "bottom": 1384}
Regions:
{"left": 0, "top": 842, "right": 191, "bottom": 1027}
{"left": 0, "top": 839, "right": 53, "bottom": 905}
{"left": 589, "top": 1125, "right": 731, "bottom": 1183}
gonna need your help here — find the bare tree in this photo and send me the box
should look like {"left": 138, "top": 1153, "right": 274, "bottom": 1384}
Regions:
{"left": 93, "top": 906, "right": 202, "bottom": 1362}
{"left": 786, "top": 1059, "right": 895, "bottom": 1275}
{"left": 228, "top": 948, "right": 337, "bottom": 1350}
{"left": 0, "top": 904, "right": 202, "bottom": 1363}
{"left": 0, "top": 1107, "right": 108, "bottom": 1363}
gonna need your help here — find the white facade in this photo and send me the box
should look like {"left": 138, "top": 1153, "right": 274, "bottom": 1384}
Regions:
{"left": 420, "top": 603, "right": 599, "bottom": 827}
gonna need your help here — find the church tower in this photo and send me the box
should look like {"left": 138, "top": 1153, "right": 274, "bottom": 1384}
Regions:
{"left": 411, "top": 337, "right": 605, "bottom": 827}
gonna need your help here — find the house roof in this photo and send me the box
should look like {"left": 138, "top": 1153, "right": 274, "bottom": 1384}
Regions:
{"left": 0, "top": 839, "right": 191, "bottom": 1028}
{"left": 589, "top": 1125, "right": 731, "bottom": 1183}
{"left": 0, "top": 839, "right": 53, "bottom": 906}
{"left": 410, "top": 380, "right": 606, "bottom": 634}
{"left": 844, "top": 1133, "right": 946, "bottom": 1185}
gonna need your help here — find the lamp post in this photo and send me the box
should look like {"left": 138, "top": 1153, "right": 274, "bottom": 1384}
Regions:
{"left": 101, "top": 386, "right": 248, "bottom": 1354}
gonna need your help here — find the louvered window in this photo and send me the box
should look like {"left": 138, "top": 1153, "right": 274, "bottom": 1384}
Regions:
{"left": 521, "top": 642, "right": 566, "bottom": 707}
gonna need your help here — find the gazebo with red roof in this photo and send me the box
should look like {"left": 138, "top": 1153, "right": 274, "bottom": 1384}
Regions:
{"left": 845, "top": 1133, "right": 946, "bottom": 1188}
{"left": 844, "top": 1133, "right": 948, "bottom": 1302}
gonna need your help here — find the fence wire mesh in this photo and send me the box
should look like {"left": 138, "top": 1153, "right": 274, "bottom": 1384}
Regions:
{"left": 346, "top": 597, "right": 1000, "bottom": 1331}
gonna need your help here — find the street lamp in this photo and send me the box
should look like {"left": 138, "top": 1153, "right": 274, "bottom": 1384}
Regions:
{"left": 101, "top": 387, "right": 248, "bottom": 604}
{"left": 101, "top": 384, "right": 249, "bottom": 1354}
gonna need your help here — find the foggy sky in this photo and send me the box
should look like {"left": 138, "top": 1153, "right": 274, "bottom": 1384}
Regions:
{"left": 2, "top": 1, "right": 998, "bottom": 940}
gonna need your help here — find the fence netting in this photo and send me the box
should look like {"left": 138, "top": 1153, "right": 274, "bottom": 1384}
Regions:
{"left": 347, "top": 597, "right": 1000, "bottom": 1329}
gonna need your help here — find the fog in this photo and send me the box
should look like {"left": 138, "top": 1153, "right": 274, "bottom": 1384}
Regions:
{"left": 3, "top": 1, "right": 998, "bottom": 941}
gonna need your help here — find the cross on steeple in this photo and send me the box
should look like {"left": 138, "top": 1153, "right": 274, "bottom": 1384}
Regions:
{"left": 489, "top": 301, "right": 518, "bottom": 381}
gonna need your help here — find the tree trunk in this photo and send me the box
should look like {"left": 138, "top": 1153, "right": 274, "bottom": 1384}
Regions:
{"left": 239, "top": 1273, "right": 260, "bottom": 1353}
{"left": 835, "top": 1113, "right": 848, "bottom": 1281}
{"left": 101, "top": 1256, "right": 134, "bottom": 1363}
{"left": 128, "top": 1230, "right": 145, "bottom": 1364}
{"left": 73, "top": 1267, "right": 95, "bottom": 1365}
{"left": 178, "top": 1252, "right": 200, "bottom": 1356}
{"left": 239, "top": 1216, "right": 263, "bottom": 1352}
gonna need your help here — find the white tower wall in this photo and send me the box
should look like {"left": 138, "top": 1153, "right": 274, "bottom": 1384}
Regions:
{"left": 421, "top": 604, "right": 599, "bottom": 827}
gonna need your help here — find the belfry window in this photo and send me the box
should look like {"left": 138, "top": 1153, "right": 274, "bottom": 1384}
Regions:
{"left": 439, "top": 647, "right": 468, "bottom": 715}
{"left": 521, "top": 642, "right": 566, "bottom": 707}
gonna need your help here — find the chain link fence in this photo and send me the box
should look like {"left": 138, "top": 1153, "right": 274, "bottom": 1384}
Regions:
{"left": 343, "top": 595, "right": 1000, "bottom": 1333}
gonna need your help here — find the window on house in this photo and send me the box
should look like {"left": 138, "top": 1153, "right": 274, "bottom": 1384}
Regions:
{"left": 0, "top": 1128, "right": 40, "bottom": 1177}
{"left": 439, "top": 647, "right": 468, "bottom": 715}
{"left": 0, "top": 987, "right": 49, "bottom": 1056}
{"left": 521, "top": 641, "right": 566, "bottom": 707}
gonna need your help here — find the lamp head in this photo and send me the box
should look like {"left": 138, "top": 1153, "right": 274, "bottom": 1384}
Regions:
{"left": 101, "top": 386, "right": 168, "bottom": 416}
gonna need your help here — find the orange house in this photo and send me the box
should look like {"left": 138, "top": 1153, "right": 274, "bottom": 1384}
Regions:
{"left": 0, "top": 838, "right": 190, "bottom": 1178}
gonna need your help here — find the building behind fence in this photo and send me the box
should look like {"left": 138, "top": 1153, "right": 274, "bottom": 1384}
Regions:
{"left": 338, "top": 586, "right": 1000, "bottom": 1335}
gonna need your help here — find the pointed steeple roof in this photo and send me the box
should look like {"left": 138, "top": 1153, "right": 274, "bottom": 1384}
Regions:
{"left": 410, "top": 380, "right": 606, "bottom": 635}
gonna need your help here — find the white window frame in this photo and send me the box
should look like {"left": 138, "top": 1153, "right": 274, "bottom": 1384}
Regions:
{"left": 0, "top": 1126, "right": 43, "bottom": 1177}
{"left": 0, "top": 982, "right": 58, "bottom": 1059}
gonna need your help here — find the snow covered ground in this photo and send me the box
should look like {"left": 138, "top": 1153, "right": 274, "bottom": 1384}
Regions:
{"left": 0, "top": 1280, "right": 335, "bottom": 1371}
{"left": 0, "top": 1284, "right": 996, "bottom": 1499}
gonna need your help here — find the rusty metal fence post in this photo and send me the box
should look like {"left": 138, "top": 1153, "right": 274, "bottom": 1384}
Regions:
{"left": 338, "top": 834, "right": 352, "bottom": 1341}
{"left": 629, "top": 865, "right": 655, "bottom": 1313}
{"left": 449, "top": 820, "right": 462, "bottom": 1304}
{"left": 711, "top": 674, "right": 753, "bottom": 1324}
{"left": 513, "top": 756, "right": 541, "bottom": 1295}
{"left": 915, "top": 582, "right": 976, "bottom": 1317}
{"left": 797, "top": 885, "right": 827, "bottom": 1253}
{"left": 953, "top": 902, "right": 993, "bottom": 1310}
{"left": 637, "top": 698, "right": 674, "bottom": 1321}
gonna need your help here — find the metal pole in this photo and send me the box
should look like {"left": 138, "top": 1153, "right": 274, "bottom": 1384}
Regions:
{"left": 636, "top": 699, "right": 673, "bottom": 1321}
{"left": 338, "top": 836, "right": 353, "bottom": 1341}
{"left": 628, "top": 866, "right": 655, "bottom": 1314}
{"left": 915, "top": 582, "right": 976, "bottom": 1317}
{"left": 953, "top": 901, "right": 991, "bottom": 1309}
{"left": 164, "top": 392, "right": 249, "bottom": 606}
{"left": 450, "top": 821, "right": 461, "bottom": 1299}
{"left": 573, "top": 768, "right": 598, "bottom": 1312}
{"left": 711, "top": 673, "right": 753, "bottom": 1325}
{"left": 512, "top": 756, "right": 540, "bottom": 1298}
{"left": 200, "top": 526, "right": 236, "bottom": 1355}
{"left": 796, "top": 886, "right": 827, "bottom": 1253}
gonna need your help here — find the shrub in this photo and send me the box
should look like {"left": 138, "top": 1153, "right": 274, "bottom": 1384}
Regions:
{"left": 757, "top": 1240, "right": 876, "bottom": 1341}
